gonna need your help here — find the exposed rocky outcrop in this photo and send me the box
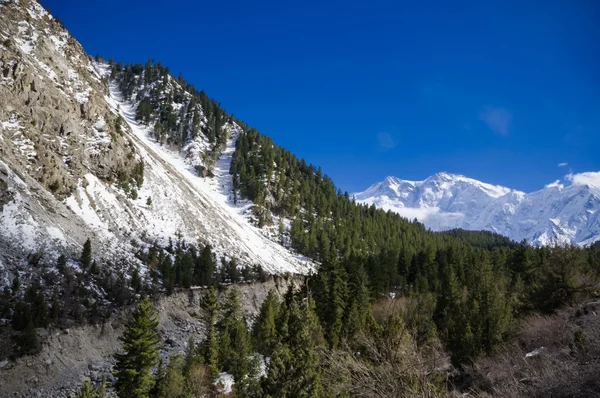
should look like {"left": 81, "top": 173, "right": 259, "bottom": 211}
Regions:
{"left": 0, "top": 0, "right": 138, "bottom": 197}
{"left": 0, "top": 0, "right": 146, "bottom": 270}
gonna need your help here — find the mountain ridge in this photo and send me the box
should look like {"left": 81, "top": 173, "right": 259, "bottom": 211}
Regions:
{"left": 354, "top": 171, "right": 600, "bottom": 246}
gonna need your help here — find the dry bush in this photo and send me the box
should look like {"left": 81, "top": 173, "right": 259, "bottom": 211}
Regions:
{"left": 186, "top": 363, "right": 213, "bottom": 397}
{"left": 515, "top": 311, "right": 571, "bottom": 351}
{"left": 461, "top": 302, "right": 600, "bottom": 397}
{"left": 371, "top": 296, "right": 407, "bottom": 323}
{"left": 372, "top": 294, "right": 439, "bottom": 349}
{"left": 323, "top": 316, "right": 448, "bottom": 398}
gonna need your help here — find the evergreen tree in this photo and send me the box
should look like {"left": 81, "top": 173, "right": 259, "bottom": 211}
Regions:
{"left": 114, "top": 298, "right": 161, "bottom": 398}
{"left": 97, "top": 376, "right": 107, "bottom": 398}
{"left": 130, "top": 267, "right": 142, "bottom": 292}
{"left": 90, "top": 260, "right": 99, "bottom": 275}
{"left": 81, "top": 238, "right": 92, "bottom": 270}
{"left": 252, "top": 289, "right": 279, "bottom": 356}
{"left": 11, "top": 273, "right": 20, "bottom": 295}
{"left": 18, "top": 318, "right": 39, "bottom": 353}
{"left": 24, "top": 283, "right": 47, "bottom": 327}
{"left": 343, "top": 259, "right": 373, "bottom": 340}
{"left": 155, "top": 354, "right": 186, "bottom": 398}
{"left": 193, "top": 245, "right": 216, "bottom": 286}
{"left": 467, "top": 259, "right": 513, "bottom": 354}
{"left": 313, "top": 257, "right": 348, "bottom": 349}
{"left": 234, "top": 354, "right": 263, "bottom": 398}
{"left": 12, "top": 301, "right": 32, "bottom": 331}
{"left": 216, "top": 288, "right": 252, "bottom": 382}
{"left": 263, "top": 298, "right": 323, "bottom": 397}
{"left": 76, "top": 379, "right": 93, "bottom": 398}
{"left": 199, "top": 286, "right": 219, "bottom": 381}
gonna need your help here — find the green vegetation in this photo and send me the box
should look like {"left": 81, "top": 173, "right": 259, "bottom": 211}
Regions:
{"left": 114, "top": 298, "right": 161, "bottom": 398}
{"left": 111, "top": 60, "right": 233, "bottom": 155}
{"left": 228, "top": 116, "right": 600, "bottom": 368}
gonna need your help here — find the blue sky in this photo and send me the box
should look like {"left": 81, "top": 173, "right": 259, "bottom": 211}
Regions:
{"left": 44, "top": 0, "right": 599, "bottom": 193}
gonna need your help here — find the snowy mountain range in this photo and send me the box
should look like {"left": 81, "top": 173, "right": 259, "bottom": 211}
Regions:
{"left": 353, "top": 172, "right": 600, "bottom": 246}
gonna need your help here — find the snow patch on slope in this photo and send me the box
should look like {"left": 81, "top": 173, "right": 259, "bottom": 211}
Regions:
{"left": 61, "top": 80, "right": 313, "bottom": 275}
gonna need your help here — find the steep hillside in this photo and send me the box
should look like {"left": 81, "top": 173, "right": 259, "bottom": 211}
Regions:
{"left": 354, "top": 172, "right": 600, "bottom": 246}
{"left": 101, "top": 79, "right": 312, "bottom": 274}
{"left": 0, "top": 0, "right": 143, "bottom": 268}
{"left": 0, "top": 0, "right": 312, "bottom": 288}
{"left": 0, "top": 277, "right": 298, "bottom": 397}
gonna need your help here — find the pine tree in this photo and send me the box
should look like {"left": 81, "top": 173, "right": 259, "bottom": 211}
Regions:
{"left": 252, "top": 289, "right": 279, "bottom": 356}
{"left": 24, "top": 283, "right": 47, "bottom": 327}
{"left": 57, "top": 254, "right": 68, "bottom": 274}
{"left": 18, "top": 319, "right": 39, "bottom": 353}
{"left": 12, "top": 301, "right": 31, "bottom": 331}
{"left": 97, "top": 376, "right": 107, "bottom": 398}
{"left": 313, "top": 257, "right": 348, "bottom": 349}
{"left": 156, "top": 354, "right": 186, "bottom": 398}
{"left": 193, "top": 245, "right": 216, "bottom": 286}
{"left": 467, "top": 260, "right": 512, "bottom": 354}
{"left": 216, "top": 288, "right": 251, "bottom": 382}
{"left": 131, "top": 267, "right": 142, "bottom": 292}
{"left": 199, "top": 286, "right": 219, "bottom": 381}
{"left": 11, "top": 273, "right": 20, "bottom": 295}
{"left": 234, "top": 354, "right": 263, "bottom": 398}
{"left": 90, "top": 260, "right": 99, "bottom": 275}
{"left": 114, "top": 298, "right": 161, "bottom": 398}
{"left": 343, "top": 260, "right": 372, "bottom": 340}
{"left": 76, "top": 379, "right": 93, "bottom": 398}
{"left": 81, "top": 238, "right": 92, "bottom": 270}
{"left": 263, "top": 293, "right": 324, "bottom": 397}
{"left": 434, "top": 262, "right": 461, "bottom": 329}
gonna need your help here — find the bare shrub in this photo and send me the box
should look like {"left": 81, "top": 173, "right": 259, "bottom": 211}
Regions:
{"left": 463, "top": 302, "right": 600, "bottom": 397}
{"left": 186, "top": 363, "right": 212, "bottom": 397}
{"left": 371, "top": 296, "right": 406, "bottom": 323}
{"left": 515, "top": 312, "right": 571, "bottom": 351}
{"left": 323, "top": 316, "right": 447, "bottom": 398}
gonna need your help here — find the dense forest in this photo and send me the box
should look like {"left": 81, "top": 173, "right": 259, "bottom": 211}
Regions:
{"left": 73, "top": 240, "right": 600, "bottom": 397}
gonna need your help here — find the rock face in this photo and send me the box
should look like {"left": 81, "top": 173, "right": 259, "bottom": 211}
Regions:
{"left": 354, "top": 172, "right": 600, "bottom": 246}
{"left": 0, "top": 0, "right": 142, "bottom": 269}
{"left": 0, "top": 0, "right": 137, "bottom": 196}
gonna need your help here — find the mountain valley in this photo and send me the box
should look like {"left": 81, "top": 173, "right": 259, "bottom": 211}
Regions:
{"left": 0, "top": 1, "right": 599, "bottom": 397}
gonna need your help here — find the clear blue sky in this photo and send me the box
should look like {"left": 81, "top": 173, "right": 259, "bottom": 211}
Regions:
{"left": 43, "top": 0, "right": 599, "bottom": 193}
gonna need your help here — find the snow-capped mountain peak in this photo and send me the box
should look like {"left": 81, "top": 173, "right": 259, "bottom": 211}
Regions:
{"left": 354, "top": 172, "right": 600, "bottom": 246}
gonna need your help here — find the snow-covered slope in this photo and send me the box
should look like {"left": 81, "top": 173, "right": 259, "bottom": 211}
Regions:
{"left": 354, "top": 172, "right": 600, "bottom": 246}
{"left": 59, "top": 79, "right": 313, "bottom": 274}
{"left": 0, "top": 0, "right": 312, "bottom": 276}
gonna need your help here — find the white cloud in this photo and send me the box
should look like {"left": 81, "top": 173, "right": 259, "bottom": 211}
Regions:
{"left": 479, "top": 107, "right": 512, "bottom": 135}
{"left": 566, "top": 171, "right": 600, "bottom": 188}
{"left": 377, "top": 132, "right": 397, "bottom": 149}
{"left": 558, "top": 162, "right": 568, "bottom": 167}
{"left": 545, "top": 180, "right": 564, "bottom": 190}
